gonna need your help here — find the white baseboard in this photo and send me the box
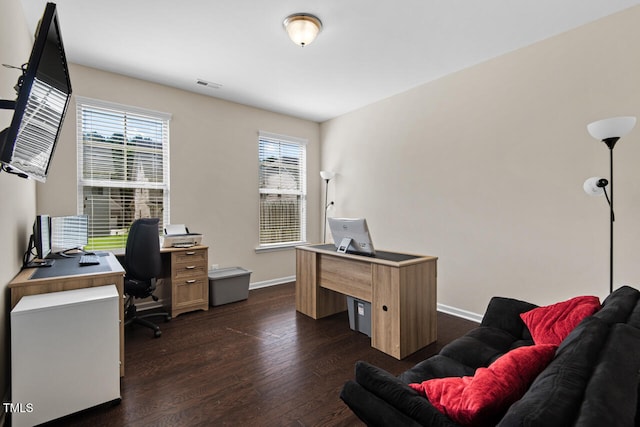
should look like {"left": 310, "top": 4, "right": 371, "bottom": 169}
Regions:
{"left": 249, "top": 276, "right": 295, "bottom": 290}
{"left": 136, "top": 277, "right": 484, "bottom": 325}
{"left": 437, "top": 303, "right": 483, "bottom": 323}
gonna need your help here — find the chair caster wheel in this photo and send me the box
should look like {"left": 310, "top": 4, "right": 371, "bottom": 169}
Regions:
{"left": 154, "top": 330, "right": 162, "bottom": 338}
{"left": 165, "top": 315, "right": 172, "bottom": 322}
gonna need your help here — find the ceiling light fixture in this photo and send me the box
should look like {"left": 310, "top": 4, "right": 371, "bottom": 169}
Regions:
{"left": 283, "top": 13, "right": 322, "bottom": 47}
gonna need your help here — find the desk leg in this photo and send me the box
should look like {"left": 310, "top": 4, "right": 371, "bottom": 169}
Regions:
{"left": 296, "top": 249, "right": 345, "bottom": 319}
{"left": 372, "top": 261, "right": 437, "bottom": 359}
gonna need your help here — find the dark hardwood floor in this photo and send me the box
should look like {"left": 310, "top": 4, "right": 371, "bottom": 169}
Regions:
{"left": 49, "top": 283, "right": 477, "bottom": 427}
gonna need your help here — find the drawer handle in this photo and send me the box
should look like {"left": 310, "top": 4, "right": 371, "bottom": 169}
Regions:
{"left": 185, "top": 251, "right": 196, "bottom": 255}
{"left": 185, "top": 265, "right": 196, "bottom": 270}
{"left": 186, "top": 279, "right": 197, "bottom": 284}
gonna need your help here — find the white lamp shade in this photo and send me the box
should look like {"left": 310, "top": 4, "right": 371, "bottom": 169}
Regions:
{"left": 284, "top": 14, "right": 322, "bottom": 46}
{"left": 320, "top": 170, "right": 335, "bottom": 180}
{"left": 583, "top": 176, "right": 606, "bottom": 196}
{"left": 587, "top": 116, "right": 637, "bottom": 141}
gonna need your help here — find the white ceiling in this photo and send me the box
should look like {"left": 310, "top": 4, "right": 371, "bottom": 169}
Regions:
{"left": 19, "top": 0, "right": 640, "bottom": 122}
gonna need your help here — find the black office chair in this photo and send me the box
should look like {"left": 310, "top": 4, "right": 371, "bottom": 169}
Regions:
{"left": 123, "top": 218, "right": 171, "bottom": 337}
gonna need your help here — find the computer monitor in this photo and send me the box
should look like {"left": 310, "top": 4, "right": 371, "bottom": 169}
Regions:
{"left": 33, "top": 214, "right": 51, "bottom": 259}
{"left": 51, "top": 215, "right": 88, "bottom": 253}
{"left": 328, "top": 217, "right": 376, "bottom": 256}
{"left": 23, "top": 214, "right": 54, "bottom": 268}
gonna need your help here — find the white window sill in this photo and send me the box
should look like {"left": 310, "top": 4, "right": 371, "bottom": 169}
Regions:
{"left": 255, "top": 242, "right": 307, "bottom": 253}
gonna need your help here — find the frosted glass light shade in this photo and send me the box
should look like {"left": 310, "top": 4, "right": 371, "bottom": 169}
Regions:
{"left": 587, "top": 116, "right": 636, "bottom": 141}
{"left": 283, "top": 14, "right": 322, "bottom": 47}
{"left": 583, "top": 176, "right": 606, "bottom": 196}
{"left": 320, "top": 170, "right": 335, "bottom": 180}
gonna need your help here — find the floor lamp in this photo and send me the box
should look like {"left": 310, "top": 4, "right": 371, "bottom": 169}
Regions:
{"left": 584, "top": 116, "right": 636, "bottom": 294}
{"left": 320, "top": 171, "right": 335, "bottom": 243}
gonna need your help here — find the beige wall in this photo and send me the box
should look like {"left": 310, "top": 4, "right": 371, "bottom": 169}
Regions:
{"left": 37, "top": 64, "right": 321, "bottom": 284}
{"left": 321, "top": 6, "right": 640, "bottom": 316}
{"left": 0, "top": 0, "right": 38, "bottom": 406}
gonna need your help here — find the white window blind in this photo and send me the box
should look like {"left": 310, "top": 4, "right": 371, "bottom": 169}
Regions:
{"left": 258, "top": 131, "right": 307, "bottom": 247}
{"left": 76, "top": 97, "right": 170, "bottom": 250}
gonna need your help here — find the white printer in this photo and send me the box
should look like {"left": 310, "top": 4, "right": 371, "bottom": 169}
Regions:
{"left": 161, "top": 224, "right": 203, "bottom": 248}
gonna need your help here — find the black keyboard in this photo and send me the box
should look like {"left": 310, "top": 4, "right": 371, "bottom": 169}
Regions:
{"left": 79, "top": 254, "right": 100, "bottom": 266}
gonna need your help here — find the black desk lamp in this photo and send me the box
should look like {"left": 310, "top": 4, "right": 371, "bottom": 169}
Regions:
{"left": 320, "top": 171, "right": 335, "bottom": 243}
{"left": 584, "top": 116, "right": 636, "bottom": 294}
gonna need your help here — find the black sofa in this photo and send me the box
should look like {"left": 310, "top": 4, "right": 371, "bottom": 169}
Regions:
{"left": 340, "top": 285, "right": 640, "bottom": 426}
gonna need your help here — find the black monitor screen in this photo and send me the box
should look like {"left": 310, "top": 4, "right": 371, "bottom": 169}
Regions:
{"left": 33, "top": 214, "right": 51, "bottom": 259}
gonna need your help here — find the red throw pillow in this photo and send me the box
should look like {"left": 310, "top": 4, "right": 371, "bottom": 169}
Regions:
{"left": 520, "top": 295, "right": 600, "bottom": 345}
{"left": 410, "top": 344, "right": 557, "bottom": 426}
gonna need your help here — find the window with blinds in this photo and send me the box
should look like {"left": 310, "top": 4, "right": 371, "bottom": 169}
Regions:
{"left": 76, "top": 97, "right": 170, "bottom": 250}
{"left": 258, "top": 131, "right": 307, "bottom": 247}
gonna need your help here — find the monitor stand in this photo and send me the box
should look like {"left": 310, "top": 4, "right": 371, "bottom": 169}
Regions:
{"left": 24, "top": 259, "right": 55, "bottom": 268}
{"left": 336, "top": 237, "right": 352, "bottom": 253}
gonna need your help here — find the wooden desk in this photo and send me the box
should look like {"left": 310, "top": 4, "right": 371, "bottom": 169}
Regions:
{"left": 8, "top": 253, "right": 126, "bottom": 376}
{"left": 296, "top": 244, "right": 437, "bottom": 359}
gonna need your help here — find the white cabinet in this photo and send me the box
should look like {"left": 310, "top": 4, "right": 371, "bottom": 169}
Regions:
{"left": 11, "top": 285, "right": 121, "bottom": 427}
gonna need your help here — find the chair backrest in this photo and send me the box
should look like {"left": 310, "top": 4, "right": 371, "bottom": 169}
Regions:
{"left": 124, "top": 218, "right": 162, "bottom": 281}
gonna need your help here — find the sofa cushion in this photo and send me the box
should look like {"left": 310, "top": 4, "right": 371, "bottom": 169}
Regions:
{"left": 481, "top": 297, "right": 537, "bottom": 339}
{"left": 398, "top": 354, "right": 476, "bottom": 384}
{"left": 520, "top": 295, "right": 600, "bottom": 345}
{"left": 573, "top": 323, "right": 640, "bottom": 427}
{"left": 438, "top": 327, "right": 528, "bottom": 369}
{"left": 498, "top": 316, "right": 610, "bottom": 427}
{"left": 409, "top": 344, "right": 556, "bottom": 427}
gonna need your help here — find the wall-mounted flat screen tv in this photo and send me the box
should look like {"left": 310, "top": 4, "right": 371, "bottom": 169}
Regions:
{"left": 0, "top": 2, "right": 72, "bottom": 182}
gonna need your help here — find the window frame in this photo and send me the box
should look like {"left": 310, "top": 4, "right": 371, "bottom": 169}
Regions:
{"left": 76, "top": 96, "right": 171, "bottom": 250}
{"left": 257, "top": 130, "right": 308, "bottom": 251}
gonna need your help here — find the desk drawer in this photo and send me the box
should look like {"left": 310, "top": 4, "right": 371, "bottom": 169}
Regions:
{"left": 173, "top": 262, "right": 207, "bottom": 280}
{"left": 318, "top": 255, "right": 372, "bottom": 302}
{"left": 174, "top": 277, "right": 207, "bottom": 309}
{"left": 173, "top": 249, "right": 207, "bottom": 264}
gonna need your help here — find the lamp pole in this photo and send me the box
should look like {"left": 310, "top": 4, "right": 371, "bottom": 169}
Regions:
{"left": 322, "top": 178, "right": 334, "bottom": 243}
{"left": 320, "top": 171, "right": 335, "bottom": 243}
{"left": 603, "top": 138, "right": 619, "bottom": 295}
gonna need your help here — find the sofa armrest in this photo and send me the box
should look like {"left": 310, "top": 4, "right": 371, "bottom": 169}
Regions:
{"left": 481, "top": 297, "right": 537, "bottom": 339}
{"left": 354, "top": 361, "right": 459, "bottom": 427}
{"left": 340, "top": 380, "right": 425, "bottom": 427}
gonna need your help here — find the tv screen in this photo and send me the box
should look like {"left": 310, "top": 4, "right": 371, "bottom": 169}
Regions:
{"left": 0, "top": 2, "right": 71, "bottom": 182}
